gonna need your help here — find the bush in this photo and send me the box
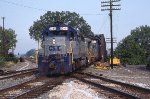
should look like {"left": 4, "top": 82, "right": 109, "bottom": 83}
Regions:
{"left": 12, "top": 57, "right": 18, "bottom": 63}
{"left": 0, "top": 53, "right": 19, "bottom": 66}
{"left": 3, "top": 53, "right": 19, "bottom": 63}
{"left": 0, "top": 57, "right": 5, "bottom": 66}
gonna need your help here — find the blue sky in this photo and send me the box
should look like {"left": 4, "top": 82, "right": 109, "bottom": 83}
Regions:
{"left": 0, "top": 0, "right": 150, "bottom": 54}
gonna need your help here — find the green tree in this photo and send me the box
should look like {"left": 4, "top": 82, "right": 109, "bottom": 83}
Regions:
{"left": 0, "top": 26, "right": 17, "bottom": 57}
{"left": 115, "top": 25, "right": 150, "bottom": 65}
{"left": 29, "top": 11, "right": 94, "bottom": 41}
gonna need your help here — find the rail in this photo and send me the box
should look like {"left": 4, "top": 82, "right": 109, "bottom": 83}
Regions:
{"left": 0, "top": 68, "right": 38, "bottom": 80}
{"left": 72, "top": 72, "right": 150, "bottom": 99}
{"left": 0, "top": 76, "right": 67, "bottom": 99}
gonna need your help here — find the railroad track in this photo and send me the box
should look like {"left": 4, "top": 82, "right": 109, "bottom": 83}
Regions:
{"left": 0, "top": 76, "right": 67, "bottom": 99}
{"left": 0, "top": 68, "right": 38, "bottom": 80}
{"left": 72, "top": 72, "right": 150, "bottom": 99}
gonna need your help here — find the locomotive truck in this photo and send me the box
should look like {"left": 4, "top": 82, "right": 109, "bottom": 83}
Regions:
{"left": 38, "top": 22, "right": 106, "bottom": 75}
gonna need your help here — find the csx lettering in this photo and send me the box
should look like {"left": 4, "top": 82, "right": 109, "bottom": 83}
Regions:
{"left": 49, "top": 46, "right": 61, "bottom": 51}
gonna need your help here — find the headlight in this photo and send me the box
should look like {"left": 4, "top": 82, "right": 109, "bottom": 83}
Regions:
{"left": 49, "top": 63, "right": 56, "bottom": 69}
{"left": 52, "top": 38, "right": 56, "bottom": 44}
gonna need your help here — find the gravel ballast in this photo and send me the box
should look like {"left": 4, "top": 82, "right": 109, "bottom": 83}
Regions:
{"left": 0, "top": 75, "right": 36, "bottom": 90}
{"left": 37, "top": 78, "right": 105, "bottom": 99}
{"left": 84, "top": 65, "right": 150, "bottom": 89}
{"left": 1, "top": 63, "right": 150, "bottom": 99}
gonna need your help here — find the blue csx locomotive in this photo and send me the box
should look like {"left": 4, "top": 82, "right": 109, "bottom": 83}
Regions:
{"left": 38, "top": 22, "right": 106, "bottom": 75}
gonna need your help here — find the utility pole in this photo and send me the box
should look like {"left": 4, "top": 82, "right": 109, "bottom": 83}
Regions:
{"left": 1, "top": 17, "right": 6, "bottom": 57}
{"left": 2, "top": 17, "right": 5, "bottom": 32}
{"left": 101, "top": 0, "right": 121, "bottom": 69}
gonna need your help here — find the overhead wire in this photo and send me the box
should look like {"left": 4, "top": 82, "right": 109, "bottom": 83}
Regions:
{"left": 0, "top": 0, "right": 105, "bottom": 16}
{"left": 113, "top": 12, "right": 121, "bottom": 44}
{"left": 0, "top": 0, "right": 47, "bottom": 11}
{"left": 97, "top": 15, "right": 109, "bottom": 34}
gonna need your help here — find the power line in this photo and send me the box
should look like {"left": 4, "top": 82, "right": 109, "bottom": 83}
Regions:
{"left": 0, "top": 0, "right": 105, "bottom": 16}
{"left": 0, "top": 0, "right": 47, "bottom": 11}
{"left": 97, "top": 15, "right": 109, "bottom": 34}
{"left": 80, "top": 13, "right": 105, "bottom": 15}
{"left": 113, "top": 12, "right": 121, "bottom": 42}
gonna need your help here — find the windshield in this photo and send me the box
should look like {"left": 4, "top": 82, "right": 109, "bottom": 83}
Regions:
{"left": 51, "top": 31, "right": 68, "bottom": 36}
